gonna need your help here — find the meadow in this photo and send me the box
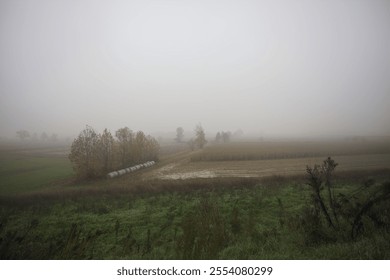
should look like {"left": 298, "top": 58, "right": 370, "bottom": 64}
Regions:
{"left": 0, "top": 145, "right": 73, "bottom": 195}
{"left": 0, "top": 140, "right": 390, "bottom": 259}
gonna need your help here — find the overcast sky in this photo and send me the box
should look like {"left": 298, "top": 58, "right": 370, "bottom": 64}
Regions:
{"left": 1, "top": 0, "right": 389, "bottom": 139}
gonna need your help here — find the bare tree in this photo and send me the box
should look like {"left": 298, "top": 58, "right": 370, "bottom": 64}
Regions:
{"left": 134, "top": 131, "right": 147, "bottom": 162}
{"left": 115, "top": 127, "right": 133, "bottom": 167}
{"left": 16, "top": 130, "right": 30, "bottom": 141}
{"left": 215, "top": 131, "right": 231, "bottom": 143}
{"left": 215, "top": 132, "right": 221, "bottom": 143}
{"left": 221, "top": 131, "right": 231, "bottom": 143}
{"left": 145, "top": 135, "right": 160, "bottom": 161}
{"left": 69, "top": 126, "right": 160, "bottom": 179}
{"left": 69, "top": 125, "right": 100, "bottom": 179}
{"left": 194, "top": 124, "right": 207, "bottom": 149}
{"left": 175, "top": 127, "right": 184, "bottom": 143}
{"left": 97, "top": 128, "right": 115, "bottom": 173}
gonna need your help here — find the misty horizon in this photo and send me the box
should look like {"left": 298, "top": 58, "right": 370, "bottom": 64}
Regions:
{"left": 1, "top": 0, "right": 389, "bottom": 140}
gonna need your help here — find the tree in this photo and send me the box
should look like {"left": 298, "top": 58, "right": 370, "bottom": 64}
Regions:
{"left": 221, "top": 131, "right": 231, "bottom": 143}
{"left": 188, "top": 138, "right": 196, "bottom": 151}
{"left": 69, "top": 126, "right": 160, "bottom": 180}
{"left": 115, "top": 127, "right": 133, "bottom": 167}
{"left": 194, "top": 124, "right": 207, "bottom": 149}
{"left": 215, "top": 132, "right": 221, "bottom": 143}
{"left": 175, "top": 127, "right": 184, "bottom": 143}
{"left": 215, "top": 131, "right": 231, "bottom": 143}
{"left": 145, "top": 135, "right": 160, "bottom": 161}
{"left": 134, "top": 131, "right": 147, "bottom": 162}
{"left": 16, "top": 130, "right": 30, "bottom": 141}
{"left": 69, "top": 125, "right": 100, "bottom": 179}
{"left": 97, "top": 129, "right": 114, "bottom": 173}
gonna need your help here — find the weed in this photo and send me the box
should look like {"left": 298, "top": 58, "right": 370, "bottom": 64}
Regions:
{"left": 177, "top": 197, "right": 228, "bottom": 259}
{"left": 302, "top": 157, "right": 390, "bottom": 246}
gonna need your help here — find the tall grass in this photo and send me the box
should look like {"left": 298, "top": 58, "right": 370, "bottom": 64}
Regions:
{"left": 1, "top": 169, "right": 389, "bottom": 259}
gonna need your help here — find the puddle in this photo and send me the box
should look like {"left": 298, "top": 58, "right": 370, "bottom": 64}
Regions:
{"left": 156, "top": 163, "right": 177, "bottom": 173}
{"left": 159, "top": 170, "right": 217, "bottom": 180}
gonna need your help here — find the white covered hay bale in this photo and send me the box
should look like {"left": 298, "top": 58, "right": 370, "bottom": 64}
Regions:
{"left": 107, "top": 171, "right": 118, "bottom": 178}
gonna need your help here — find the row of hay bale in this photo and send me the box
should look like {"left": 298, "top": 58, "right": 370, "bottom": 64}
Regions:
{"left": 107, "top": 161, "right": 156, "bottom": 179}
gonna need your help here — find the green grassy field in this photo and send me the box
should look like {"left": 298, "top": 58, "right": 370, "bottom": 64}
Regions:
{"left": 1, "top": 175, "right": 389, "bottom": 259}
{"left": 0, "top": 146, "right": 74, "bottom": 195}
{"left": 1, "top": 142, "right": 389, "bottom": 259}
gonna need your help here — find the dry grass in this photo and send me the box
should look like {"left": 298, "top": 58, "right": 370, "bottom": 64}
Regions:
{"left": 0, "top": 177, "right": 261, "bottom": 208}
{"left": 1, "top": 168, "right": 389, "bottom": 209}
{"left": 191, "top": 140, "right": 390, "bottom": 162}
{"left": 157, "top": 153, "right": 390, "bottom": 180}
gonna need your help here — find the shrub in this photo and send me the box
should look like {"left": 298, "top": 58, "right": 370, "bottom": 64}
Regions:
{"left": 301, "top": 157, "right": 390, "bottom": 244}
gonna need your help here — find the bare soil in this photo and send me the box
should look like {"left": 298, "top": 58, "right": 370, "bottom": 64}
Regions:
{"left": 152, "top": 153, "right": 390, "bottom": 180}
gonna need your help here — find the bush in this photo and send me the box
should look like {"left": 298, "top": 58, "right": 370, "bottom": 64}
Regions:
{"left": 301, "top": 157, "right": 390, "bottom": 244}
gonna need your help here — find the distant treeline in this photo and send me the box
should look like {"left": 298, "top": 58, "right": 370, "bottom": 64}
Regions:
{"left": 15, "top": 130, "right": 64, "bottom": 143}
{"left": 69, "top": 126, "right": 159, "bottom": 179}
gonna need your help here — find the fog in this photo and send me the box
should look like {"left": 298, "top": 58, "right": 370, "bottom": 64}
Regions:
{"left": 1, "top": 0, "right": 389, "bottom": 140}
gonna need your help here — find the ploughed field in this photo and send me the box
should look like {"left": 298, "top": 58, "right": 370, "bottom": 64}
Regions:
{"left": 153, "top": 140, "right": 390, "bottom": 180}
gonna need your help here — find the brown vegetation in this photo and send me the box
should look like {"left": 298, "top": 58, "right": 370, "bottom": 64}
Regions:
{"left": 69, "top": 126, "right": 159, "bottom": 179}
{"left": 191, "top": 140, "right": 390, "bottom": 162}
